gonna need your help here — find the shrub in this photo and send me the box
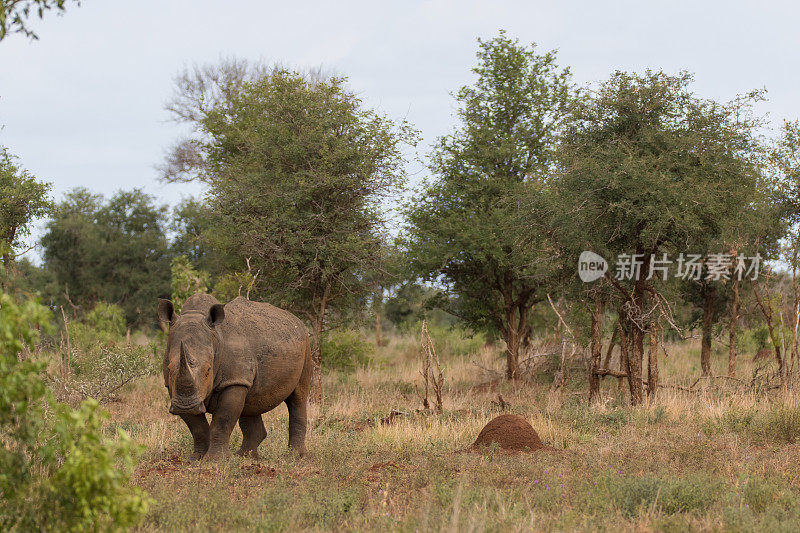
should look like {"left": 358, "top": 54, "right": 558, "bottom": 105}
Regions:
{"left": 320, "top": 329, "right": 374, "bottom": 373}
{"left": 0, "top": 291, "right": 150, "bottom": 530}
{"left": 68, "top": 302, "right": 127, "bottom": 350}
{"left": 56, "top": 301, "right": 158, "bottom": 403}
{"left": 67, "top": 343, "right": 158, "bottom": 402}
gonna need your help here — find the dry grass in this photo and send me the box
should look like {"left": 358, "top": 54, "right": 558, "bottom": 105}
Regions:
{"left": 91, "top": 331, "right": 800, "bottom": 531}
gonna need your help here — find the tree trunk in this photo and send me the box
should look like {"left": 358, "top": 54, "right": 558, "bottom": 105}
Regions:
{"left": 375, "top": 311, "right": 383, "bottom": 348}
{"left": 752, "top": 280, "right": 785, "bottom": 385}
{"left": 501, "top": 280, "right": 532, "bottom": 380}
{"left": 504, "top": 311, "right": 520, "bottom": 380}
{"left": 728, "top": 278, "right": 739, "bottom": 377}
{"left": 700, "top": 286, "right": 715, "bottom": 377}
{"left": 617, "top": 321, "right": 628, "bottom": 392}
{"left": 601, "top": 321, "right": 618, "bottom": 374}
{"left": 647, "top": 322, "right": 659, "bottom": 399}
{"left": 628, "top": 326, "right": 644, "bottom": 405}
{"left": 626, "top": 281, "right": 646, "bottom": 406}
{"left": 309, "top": 318, "right": 323, "bottom": 402}
{"left": 589, "top": 297, "right": 604, "bottom": 401}
{"left": 309, "top": 282, "right": 330, "bottom": 403}
{"left": 792, "top": 249, "right": 799, "bottom": 374}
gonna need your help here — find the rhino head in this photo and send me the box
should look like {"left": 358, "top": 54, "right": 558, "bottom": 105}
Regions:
{"left": 157, "top": 298, "right": 225, "bottom": 416}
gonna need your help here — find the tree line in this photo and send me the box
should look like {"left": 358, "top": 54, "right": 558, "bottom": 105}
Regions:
{"left": 3, "top": 32, "right": 800, "bottom": 405}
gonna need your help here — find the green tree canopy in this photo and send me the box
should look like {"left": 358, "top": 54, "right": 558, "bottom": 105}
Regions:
{"left": 163, "top": 61, "right": 414, "bottom": 378}
{"left": 169, "top": 197, "right": 218, "bottom": 275}
{"left": 551, "top": 70, "right": 773, "bottom": 403}
{"left": 0, "top": 146, "right": 52, "bottom": 268}
{"left": 402, "top": 32, "right": 573, "bottom": 379}
{"left": 41, "top": 188, "right": 171, "bottom": 326}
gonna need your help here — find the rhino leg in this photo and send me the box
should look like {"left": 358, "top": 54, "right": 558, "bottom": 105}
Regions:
{"left": 285, "top": 389, "right": 308, "bottom": 456}
{"left": 205, "top": 385, "right": 248, "bottom": 460}
{"left": 180, "top": 413, "right": 210, "bottom": 460}
{"left": 236, "top": 415, "right": 267, "bottom": 458}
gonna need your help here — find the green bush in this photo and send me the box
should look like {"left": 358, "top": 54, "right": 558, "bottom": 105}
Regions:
{"left": 68, "top": 302, "right": 127, "bottom": 350}
{"left": 320, "top": 329, "right": 374, "bottom": 373}
{"left": 0, "top": 291, "right": 150, "bottom": 530}
{"left": 738, "top": 325, "right": 792, "bottom": 355}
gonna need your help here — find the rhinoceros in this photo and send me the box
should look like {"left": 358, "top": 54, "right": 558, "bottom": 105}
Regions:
{"left": 157, "top": 293, "right": 312, "bottom": 459}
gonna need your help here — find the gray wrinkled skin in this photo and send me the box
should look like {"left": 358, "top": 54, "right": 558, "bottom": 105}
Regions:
{"left": 158, "top": 293, "right": 312, "bottom": 460}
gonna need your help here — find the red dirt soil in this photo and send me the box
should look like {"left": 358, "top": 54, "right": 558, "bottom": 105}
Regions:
{"left": 472, "top": 414, "right": 545, "bottom": 452}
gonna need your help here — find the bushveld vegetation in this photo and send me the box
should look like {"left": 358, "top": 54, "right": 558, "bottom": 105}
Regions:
{"left": 2, "top": 11, "right": 800, "bottom": 532}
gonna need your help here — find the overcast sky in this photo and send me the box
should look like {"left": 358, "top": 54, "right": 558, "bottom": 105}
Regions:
{"left": 1, "top": 0, "right": 799, "bottom": 258}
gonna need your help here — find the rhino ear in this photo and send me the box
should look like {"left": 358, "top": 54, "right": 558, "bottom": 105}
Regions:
{"left": 157, "top": 299, "right": 175, "bottom": 332}
{"left": 207, "top": 304, "right": 225, "bottom": 328}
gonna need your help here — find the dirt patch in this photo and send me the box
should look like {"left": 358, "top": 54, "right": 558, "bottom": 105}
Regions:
{"left": 240, "top": 463, "right": 277, "bottom": 477}
{"left": 471, "top": 414, "right": 545, "bottom": 452}
{"left": 137, "top": 453, "right": 194, "bottom": 478}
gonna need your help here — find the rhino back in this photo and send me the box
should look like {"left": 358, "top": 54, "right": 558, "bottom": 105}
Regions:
{"left": 215, "top": 297, "right": 309, "bottom": 414}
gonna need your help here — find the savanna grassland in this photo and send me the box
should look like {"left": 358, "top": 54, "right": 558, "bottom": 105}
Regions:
{"left": 93, "top": 330, "right": 800, "bottom": 532}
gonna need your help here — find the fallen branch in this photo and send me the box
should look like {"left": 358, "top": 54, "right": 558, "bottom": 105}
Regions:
{"left": 688, "top": 374, "right": 748, "bottom": 389}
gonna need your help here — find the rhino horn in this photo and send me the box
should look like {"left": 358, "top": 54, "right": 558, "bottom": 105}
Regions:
{"left": 176, "top": 342, "right": 195, "bottom": 392}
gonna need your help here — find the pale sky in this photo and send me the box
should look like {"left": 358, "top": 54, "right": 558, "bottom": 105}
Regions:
{"left": 1, "top": 1, "right": 799, "bottom": 259}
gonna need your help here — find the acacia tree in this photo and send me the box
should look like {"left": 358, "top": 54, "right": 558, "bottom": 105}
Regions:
{"left": 0, "top": 147, "right": 51, "bottom": 270}
{"left": 403, "top": 32, "right": 573, "bottom": 379}
{"left": 163, "top": 61, "right": 413, "bottom": 389}
{"left": 555, "top": 71, "right": 767, "bottom": 404}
